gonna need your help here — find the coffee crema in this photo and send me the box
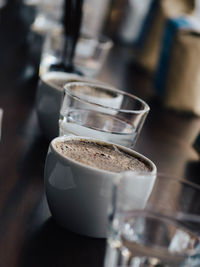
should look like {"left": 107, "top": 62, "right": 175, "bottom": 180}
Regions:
{"left": 54, "top": 139, "right": 151, "bottom": 173}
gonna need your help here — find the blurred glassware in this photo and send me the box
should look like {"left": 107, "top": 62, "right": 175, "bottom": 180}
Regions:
{"left": 104, "top": 172, "right": 200, "bottom": 267}
{"left": 81, "top": 0, "right": 112, "bottom": 36}
{"left": 24, "top": 0, "right": 63, "bottom": 34}
{"left": 73, "top": 34, "right": 113, "bottom": 77}
{"left": 25, "top": 0, "right": 112, "bottom": 37}
{"left": 39, "top": 26, "right": 113, "bottom": 77}
{"left": 0, "top": 0, "right": 6, "bottom": 8}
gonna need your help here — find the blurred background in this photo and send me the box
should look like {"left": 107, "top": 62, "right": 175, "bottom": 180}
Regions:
{"left": 0, "top": 3, "right": 200, "bottom": 267}
{"left": 0, "top": 0, "right": 200, "bottom": 150}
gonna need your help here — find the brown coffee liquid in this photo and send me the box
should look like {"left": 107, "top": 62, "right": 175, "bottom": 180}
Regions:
{"left": 54, "top": 139, "right": 152, "bottom": 173}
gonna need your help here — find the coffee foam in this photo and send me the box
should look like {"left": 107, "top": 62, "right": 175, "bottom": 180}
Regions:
{"left": 54, "top": 139, "right": 151, "bottom": 173}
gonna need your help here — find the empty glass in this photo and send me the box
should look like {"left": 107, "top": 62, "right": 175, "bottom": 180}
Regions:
{"left": 39, "top": 27, "right": 113, "bottom": 77}
{"left": 104, "top": 172, "right": 200, "bottom": 267}
{"left": 27, "top": 0, "right": 63, "bottom": 34}
{"left": 59, "top": 82, "right": 150, "bottom": 148}
{"left": 73, "top": 34, "right": 113, "bottom": 77}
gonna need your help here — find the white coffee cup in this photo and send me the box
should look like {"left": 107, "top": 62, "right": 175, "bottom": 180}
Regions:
{"left": 36, "top": 72, "right": 122, "bottom": 140}
{"left": 36, "top": 72, "right": 82, "bottom": 140}
{"left": 44, "top": 135, "right": 157, "bottom": 238}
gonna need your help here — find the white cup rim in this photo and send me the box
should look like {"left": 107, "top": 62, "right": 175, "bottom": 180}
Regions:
{"left": 50, "top": 135, "right": 157, "bottom": 175}
{"left": 41, "top": 72, "right": 82, "bottom": 91}
{"left": 40, "top": 71, "right": 108, "bottom": 92}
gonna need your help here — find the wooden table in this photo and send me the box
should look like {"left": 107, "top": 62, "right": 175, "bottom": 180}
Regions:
{"left": 0, "top": 4, "right": 200, "bottom": 267}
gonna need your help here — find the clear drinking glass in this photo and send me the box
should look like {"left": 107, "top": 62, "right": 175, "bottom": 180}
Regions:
{"left": 39, "top": 27, "right": 113, "bottom": 77}
{"left": 73, "top": 34, "right": 113, "bottom": 77}
{"left": 104, "top": 172, "right": 200, "bottom": 267}
{"left": 28, "top": 0, "right": 63, "bottom": 34}
{"left": 59, "top": 82, "right": 150, "bottom": 148}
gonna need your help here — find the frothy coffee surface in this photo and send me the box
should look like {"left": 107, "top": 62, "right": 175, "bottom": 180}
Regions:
{"left": 54, "top": 139, "right": 151, "bottom": 173}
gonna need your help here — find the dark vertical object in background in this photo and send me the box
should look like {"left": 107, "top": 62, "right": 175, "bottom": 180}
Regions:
{"left": 3, "top": 0, "right": 22, "bottom": 7}
{"left": 103, "top": 0, "right": 129, "bottom": 42}
{"left": 0, "top": 0, "right": 38, "bottom": 84}
{"left": 50, "top": 0, "right": 84, "bottom": 74}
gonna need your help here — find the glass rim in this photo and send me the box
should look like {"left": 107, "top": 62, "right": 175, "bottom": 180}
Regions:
{"left": 118, "top": 171, "right": 200, "bottom": 191}
{"left": 116, "top": 171, "right": 200, "bottom": 222}
{"left": 63, "top": 81, "right": 150, "bottom": 115}
{"left": 123, "top": 208, "right": 200, "bottom": 224}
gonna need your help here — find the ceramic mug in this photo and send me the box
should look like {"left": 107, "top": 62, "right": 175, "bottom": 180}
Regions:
{"left": 44, "top": 135, "right": 157, "bottom": 238}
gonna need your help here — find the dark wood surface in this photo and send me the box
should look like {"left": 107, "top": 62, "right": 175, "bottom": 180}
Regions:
{"left": 0, "top": 4, "right": 200, "bottom": 267}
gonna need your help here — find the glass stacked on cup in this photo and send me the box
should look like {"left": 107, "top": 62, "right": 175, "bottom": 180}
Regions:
{"left": 43, "top": 79, "right": 155, "bottom": 238}
{"left": 39, "top": 66, "right": 200, "bottom": 266}
{"left": 35, "top": 2, "right": 200, "bottom": 265}
{"left": 35, "top": 0, "right": 157, "bottom": 244}
{"left": 37, "top": 68, "right": 200, "bottom": 267}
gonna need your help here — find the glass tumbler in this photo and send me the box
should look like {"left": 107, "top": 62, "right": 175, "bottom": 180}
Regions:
{"left": 104, "top": 172, "right": 200, "bottom": 267}
{"left": 73, "top": 34, "right": 113, "bottom": 77}
{"left": 59, "top": 82, "right": 150, "bottom": 148}
{"left": 39, "top": 27, "right": 113, "bottom": 77}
